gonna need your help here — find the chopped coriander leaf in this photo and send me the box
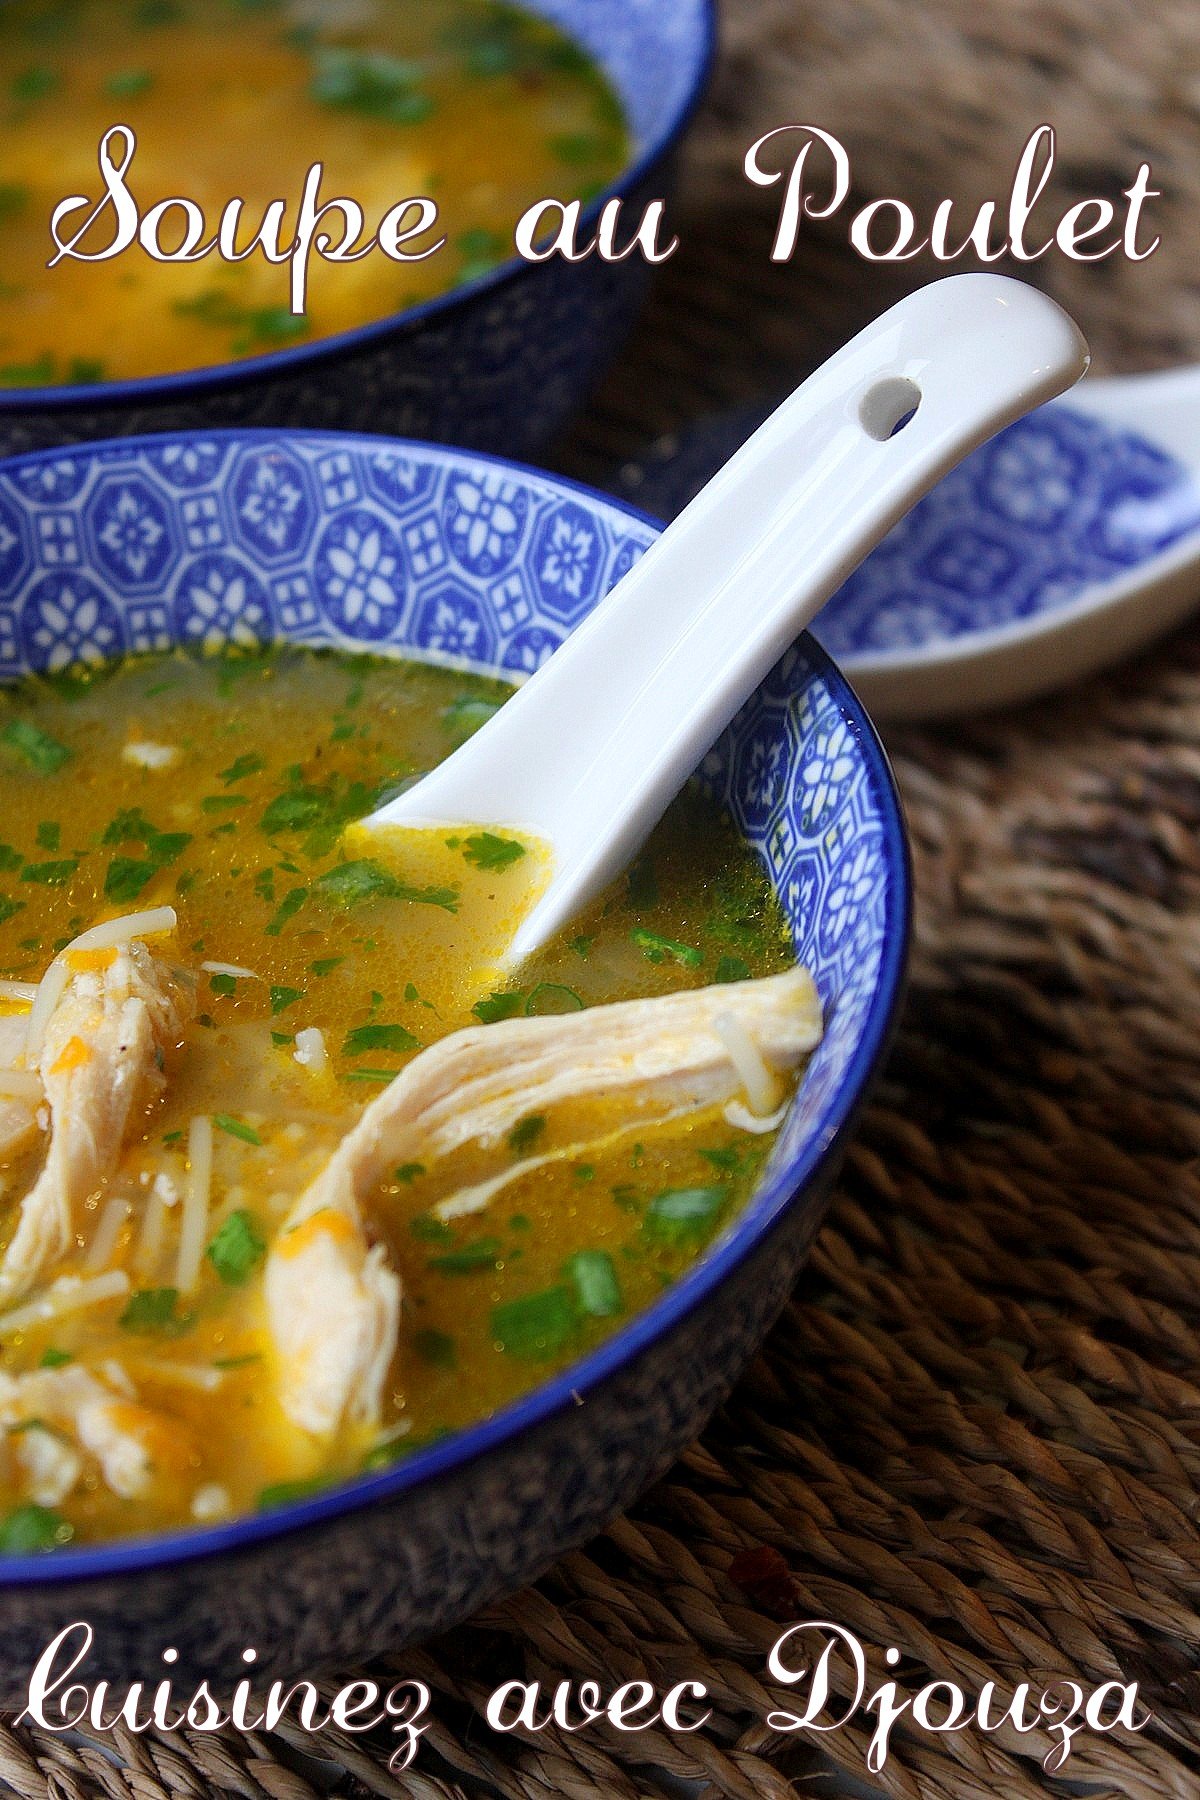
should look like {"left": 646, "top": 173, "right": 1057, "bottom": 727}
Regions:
{"left": 551, "top": 130, "right": 618, "bottom": 165}
{"left": 21, "top": 860, "right": 77, "bottom": 886}
{"left": 428, "top": 1237, "right": 501, "bottom": 1274}
{"left": 361, "top": 1425, "right": 451, "bottom": 1471}
{"left": 310, "top": 957, "right": 341, "bottom": 976}
{"left": 104, "top": 857, "right": 156, "bottom": 902}
{"left": 0, "top": 1503, "right": 73, "bottom": 1552}
{"left": 0, "top": 847, "right": 20, "bottom": 873}
{"left": 491, "top": 1285, "right": 576, "bottom": 1359}
{"left": 0, "top": 897, "right": 26, "bottom": 928}
{"left": 213, "top": 1113, "right": 262, "bottom": 1146}
{"left": 0, "top": 354, "right": 55, "bottom": 387}
{"left": 265, "top": 886, "right": 307, "bottom": 935}
{"left": 698, "top": 1146, "right": 740, "bottom": 1172}
{"left": 395, "top": 1162, "right": 426, "bottom": 1185}
{"left": 570, "top": 935, "right": 594, "bottom": 959}
{"left": 209, "top": 972, "right": 238, "bottom": 999}
{"left": 220, "top": 752, "right": 265, "bottom": 785}
{"left": 270, "top": 1030, "right": 291, "bottom": 1047}
{"left": 38, "top": 1348, "right": 72, "bottom": 1369}
{"left": 413, "top": 1328, "right": 456, "bottom": 1369}
{"left": 714, "top": 955, "right": 752, "bottom": 984}
{"left": 206, "top": 1208, "right": 266, "bottom": 1285}
{"left": 201, "top": 794, "right": 247, "bottom": 813}
{"left": 342, "top": 1022, "right": 419, "bottom": 1056}
{"left": 473, "top": 989, "right": 525, "bottom": 1024}
{"left": 269, "top": 985, "right": 305, "bottom": 1016}
{"left": 309, "top": 46, "right": 434, "bottom": 122}
{"left": 105, "top": 68, "right": 153, "bottom": 97}
{"left": 316, "top": 860, "right": 458, "bottom": 912}
{"left": 1, "top": 719, "right": 70, "bottom": 774}
{"left": 409, "top": 1210, "right": 451, "bottom": 1242}
{"left": 643, "top": 1186, "right": 725, "bottom": 1244}
{"left": 565, "top": 1250, "right": 623, "bottom": 1318}
{"left": 119, "top": 1287, "right": 194, "bottom": 1336}
{"left": 340, "top": 1068, "right": 399, "bottom": 1084}
{"left": 257, "top": 1477, "right": 327, "bottom": 1511}
{"left": 631, "top": 928, "right": 702, "bottom": 968}
{"left": 35, "top": 821, "right": 60, "bottom": 852}
{"left": 460, "top": 832, "right": 525, "bottom": 871}
{"left": 507, "top": 1114, "right": 546, "bottom": 1155}
{"left": 510, "top": 1213, "right": 532, "bottom": 1231}
{"left": 66, "top": 357, "right": 106, "bottom": 385}
{"left": 11, "top": 65, "right": 60, "bottom": 103}
{"left": 213, "top": 1353, "right": 261, "bottom": 1370}
{"left": 0, "top": 185, "right": 30, "bottom": 225}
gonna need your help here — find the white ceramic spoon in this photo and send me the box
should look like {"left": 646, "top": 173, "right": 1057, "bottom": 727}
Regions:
{"left": 373, "top": 274, "right": 1088, "bottom": 964}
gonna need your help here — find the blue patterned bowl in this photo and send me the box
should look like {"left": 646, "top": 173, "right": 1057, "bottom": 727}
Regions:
{"left": 0, "top": 0, "right": 713, "bottom": 462}
{"left": 0, "top": 429, "right": 909, "bottom": 1700}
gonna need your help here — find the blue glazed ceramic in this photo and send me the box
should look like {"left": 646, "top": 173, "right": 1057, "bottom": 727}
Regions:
{"left": 0, "top": 429, "right": 909, "bottom": 1702}
{"left": 0, "top": 0, "right": 714, "bottom": 462}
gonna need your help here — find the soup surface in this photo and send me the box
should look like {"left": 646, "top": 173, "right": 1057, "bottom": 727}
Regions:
{"left": 0, "top": 648, "right": 804, "bottom": 1548}
{"left": 0, "top": 0, "right": 628, "bottom": 386}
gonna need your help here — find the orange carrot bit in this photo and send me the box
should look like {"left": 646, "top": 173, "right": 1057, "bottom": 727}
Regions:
{"left": 50, "top": 1035, "right": 94, "bottom": 1075}
{"left": 66, "top": 947, "right": 117, "bottom": 973}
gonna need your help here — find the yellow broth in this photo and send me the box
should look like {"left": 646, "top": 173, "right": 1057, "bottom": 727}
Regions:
{"left": 0, "top": 648, "right": 794, "bottom": 1545}
{"left": 0, "top": 0, "right": 628, "bottom": 386}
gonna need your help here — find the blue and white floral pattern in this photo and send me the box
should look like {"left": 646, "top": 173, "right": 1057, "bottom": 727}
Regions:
{"left": 531, "top": 500, "right": 606, "bottom": 618}
{"left": 232, "top": 450, "right": 314, "bottom": 562}
{"left": 20, "top": 574, "right": 124, "bottom": 671}
{"left": 89, "top": 478, "right": 177, "bottom": 589}
{"left": 173, "top": 553, "right": 273, "bottom": 653}
{"left": 313, "top": 509, "right": 403, "bottom": 639}
{"left": 444, "top": 472, "right": 529, "bottom": 579}
{"left": 818, "top": 407, "right": 1200, "bottom": 658}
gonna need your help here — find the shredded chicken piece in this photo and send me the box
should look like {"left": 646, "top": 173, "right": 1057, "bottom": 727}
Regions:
{"left": 0, "top": 1363, "right": 194, "bottom": 1504}
{"left": 264, "top": 1196, "right": 401, "bottom": 1441}
{"left": 265, "top": 966, "right": 819, "bottom": 1439}
{"left": 0, "top": 943, "right": 193, "bottom": 1303}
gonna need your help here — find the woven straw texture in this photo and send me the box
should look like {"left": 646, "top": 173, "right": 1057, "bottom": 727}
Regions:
{"left": 7, "top": 1, "right": 1200, "bottom": 1793}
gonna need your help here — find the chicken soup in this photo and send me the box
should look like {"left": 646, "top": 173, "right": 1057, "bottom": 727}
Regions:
{"left": 0, "top": 0, "right": 629, "bottom": 387}
{"left": 0, "top": 647, "right": 818, "bottom": 1548}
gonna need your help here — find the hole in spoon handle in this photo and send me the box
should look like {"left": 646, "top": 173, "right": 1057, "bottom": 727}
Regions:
{"left": 860, "top": 376, "right": 922, "bottom": 441}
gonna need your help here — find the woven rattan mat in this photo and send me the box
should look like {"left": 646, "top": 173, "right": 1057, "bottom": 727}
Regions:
{"left": 9, "top": 4, "right": 1200, "bottom": 1795}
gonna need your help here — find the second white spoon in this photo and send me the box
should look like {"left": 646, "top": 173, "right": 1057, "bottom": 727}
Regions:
{"left": 372, "top": 274, "right": 1088, "bottom": 964}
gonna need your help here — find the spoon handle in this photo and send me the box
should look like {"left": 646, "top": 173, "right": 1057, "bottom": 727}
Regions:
{"left": 379, "top": 274, "right": 1088, "bottom": 960}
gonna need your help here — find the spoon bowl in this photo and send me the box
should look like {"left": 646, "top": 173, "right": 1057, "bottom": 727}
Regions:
{"left": 375, "top": 274, "right": 1088, "bottom": 961}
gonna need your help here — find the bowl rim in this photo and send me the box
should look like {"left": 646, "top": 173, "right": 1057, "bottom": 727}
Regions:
{"left": 0, "top": 0, "right": 718, "bottom": 415}
{"left": 0, "top": 424, "right": 912, "bottom": 1588}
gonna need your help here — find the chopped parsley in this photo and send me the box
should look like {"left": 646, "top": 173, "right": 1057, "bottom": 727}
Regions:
{"left": 564, "top": 1250, "right": 623, "bottom": 1318}
{"left": 491, "top": 1286, "right": 576, "bottom": 1359}
{"left": 342, "top": 1022, "right": 420, "bottom": 1055}
{"left": 0, "top": 1503, "right": 73, "bottom": 1553}
{"left": 459, "top": 832, "right": 525, "bottom": 872}
{"left": 631, "top": 928, "right": 702, "bottom": 968}
{"left": 507, "top": 1114, "right": 546, "bottom": 1155}
{"left": 0, "top": 719, "right": 70, "bottom": 774}
{"left": 643, "top": 1186, "right": 725, "bottom": 1245}
{"left": 206, "top": 1209, "right": 266, "bottom": 1285}
{"left": 119, "top": 1287, "right": 195, "bottom": 1336}
{"left": 213, "top": 1113, "right": 262, "bottom": 1146}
